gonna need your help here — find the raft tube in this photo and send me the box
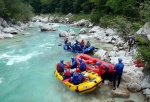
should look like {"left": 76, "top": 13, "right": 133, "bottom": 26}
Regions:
{"left": 54, "top": 68, "right": 102, "bottom": 94}
{"left": 75, "top": 54, "right": 115, "bottom": 75}
{"left": 63, "top": 44, "right": 95, "bottom": 53}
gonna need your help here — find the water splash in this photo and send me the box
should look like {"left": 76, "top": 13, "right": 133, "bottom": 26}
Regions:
{"left": 0, "top": 51, "right": 42, "bottom": 65}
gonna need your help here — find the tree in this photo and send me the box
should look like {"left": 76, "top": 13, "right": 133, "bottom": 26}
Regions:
{"left": 140, "top": 0, "right": 150, "bottom": 22}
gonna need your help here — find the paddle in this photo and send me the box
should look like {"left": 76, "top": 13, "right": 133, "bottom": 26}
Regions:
{"left": 58, "top": 44, "right": 63, "bottom": 46}
{"left": 62, "top": 78, "right": 71, "bottom": 83}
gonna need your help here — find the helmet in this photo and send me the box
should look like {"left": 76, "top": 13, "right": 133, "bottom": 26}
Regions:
{"left": 78, "top": 58, "right": 82, "bottom": 62}
{"left": 96, "top": 62, "right": 101, "bottom": 65}
{"left": 118, "top": 58, "right": 122, "bottom": 63}
{"left": 60, "top": 59, "right": 64, "bottom": 63}
{"left": 76, "top": 68, "right": 80, "bottom": 73}
{"left": 71, "top": 56, "right": 74, "bottom": 60}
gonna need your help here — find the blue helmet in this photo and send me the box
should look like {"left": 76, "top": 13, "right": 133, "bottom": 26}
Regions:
{"left": 71, "top": 56, "right": 75, "bottom": 60}
{"left": 60, "top": 59, "right": 64, "bottom": 63}
{"left": 78, "top": 58, "right": 82, "bottom": 62}
{"left": 96, "top": 62, "right": 101, "bottom": 65}
{"left": 118, "top": 58, "right": 122, "bottom": 63}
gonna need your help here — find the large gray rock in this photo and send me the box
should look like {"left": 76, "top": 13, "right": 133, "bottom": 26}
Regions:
{"left": 142, "top": 88, "right": 150, "bottom": 99}
{"left": 76, "top": 19, "right": 90, "bottom": 27}
{"left": 39, "top": 24, "right": 59, "bottom": 31}
{"left": 94, "top": 49, "right": 109, "bottom": 61}
{"left": 3, "top": 27, "right": 18, "bottom": 34}
{"left": 105, "top": 28, "right": 117, "bottom": 36}
{"left": 0, "top": 18, "right": 8, "bottom": 27}
{"left": 136, "top": 22, "right": 150, "bottom": 35}
{"left": 2, "top": 34, "right": 14, "bottom": 38}
{"left": 79, "top": 28, "right": 87, "bottom": 34}
{"left": 127, "top": 82, "right": 141, "bottom": 92}
{"left": 0, "top": 34, "right": 4, "bottom": 39}
{"left": 147, "top": 34, "right": 150, "bottom": 41}
{"left": 0, "top": 33, "right": 13, "bottom": 39}
{"left": 59, "top": 30, "right": 75, "bottom": 37}
{"left": 141, "top": 76, "right": 150, "bottom": 89}
{"left": 89, "top": 26, "right": 100, "bottom": 33}
{"left": 111, "top": 88, "right": 130, "bottom": 98}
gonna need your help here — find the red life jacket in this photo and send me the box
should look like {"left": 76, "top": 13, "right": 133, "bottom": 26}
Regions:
{"left": 57, "top": 63, "right": 63, "bottom": 72}
{"left": 64, "top": 69, "right": 71, "bottom": 76}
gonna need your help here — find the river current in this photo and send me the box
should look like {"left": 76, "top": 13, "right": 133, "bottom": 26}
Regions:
{"left": 0, "top": 23, "right": 145, "bottom": 102}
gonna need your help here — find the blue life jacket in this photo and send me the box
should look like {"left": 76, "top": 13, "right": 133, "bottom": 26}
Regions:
{"left": 80, "top": 62, "right": 86, "bottom": 71}
{"left": 72, "top": 73, "right": 84, "bottom": 84}
{"left": 60, "top": 63, "right": 65, "bottom": 72}
{"left": 114, "top": 63, "right": 124, "bottom": 74}
{"left": 71, "top": 60, "right": 77, "bottom": 69}
{"left": 64, "top": 39, "right": 68, "bottom": 44}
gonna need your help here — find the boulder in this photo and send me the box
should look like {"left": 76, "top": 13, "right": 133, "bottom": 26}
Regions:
{"left": 136, "top": 22, "right": 150, "bottom": 35}
{"left": 2, "top": 34, "right": 14, "bottom": 39}
{"left": 105, "top": 28, "right": 116, "bottom": 35}
{"left": 127, "top": 82, "right": 141, "bottom": 92}
{"left": 111, "top": 88, "right": 130, "bottom": 98}
{"left": 94, "top": 49, "right": 109, "bottom": 61}
{"left": 76, "top": 19, "right": 90, "bottom": 27}
{"left": 108, "top": 51, "right": 117, "bottom": 57}
{"left": 147, "top": 34, "right": 150, "bottom": 41}
{"left": 39, "top": 24, "right": 59, "bottom": 31}
{"left": 0, "top": 34, "right": 4, "bottom": 39}
{"left": 142, "top": 88, "right": 150, "bottom": 99}
{"left": 122, "top": 74, "right": 133, "bottom": 83}
{"left": 141, "top": 76, "right": 150, "bottom": 89}
{"left": 89, "top": 26, "right": 100, "bottom": 33}
{"left": 79, "top": 28, "right": 87, "bottom": 34}
{"left": 0, "top": 18, "right": 8, "bottom": 27}
{"left": 3, "top": 27, "right": 18, "bottom": 34}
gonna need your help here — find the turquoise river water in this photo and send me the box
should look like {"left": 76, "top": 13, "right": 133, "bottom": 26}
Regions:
{"left": 0, "top": 23, "right": 146, "bottom": 102}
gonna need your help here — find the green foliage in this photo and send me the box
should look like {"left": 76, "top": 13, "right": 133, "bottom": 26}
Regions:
{"left": 136, "top": 35, "right": 150, "bottom": 74}
{"left": 0, "top": 0, "right": 33, "bottom": 21}
{"left": 136, "top": 35, "right": 150, "bottom": 45}
{"left": 99, "top": 15, "right": 134, "bottom": 34}
{"left": 137, "top": 45, "right": 150, "bottom": 74}
{"left": 70, "top": 14, "right": 91, "bottom": 21}
{"left": 140, "top": 0, "right": 150, "bottom": 23}
{"left": 90, "top": 10, "right": 101, "bottom": 23}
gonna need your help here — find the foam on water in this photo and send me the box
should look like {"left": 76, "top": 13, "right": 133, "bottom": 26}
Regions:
{"left": 0, "top": 77, "right": 3, "bottom": 84}
{"left": 39, "top": 43, "right": 55, "bottom": 48}
{"left": 1, "top": 51, "right": 42, "bottom": 65}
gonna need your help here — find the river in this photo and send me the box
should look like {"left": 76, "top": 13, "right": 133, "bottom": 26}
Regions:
{"left": 0, "top": 23, "right": 145, "bottom": 102}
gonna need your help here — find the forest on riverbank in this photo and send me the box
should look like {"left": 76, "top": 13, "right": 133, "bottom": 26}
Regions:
{"left": 0, "top": 0, "right": 150, "bottom": 73}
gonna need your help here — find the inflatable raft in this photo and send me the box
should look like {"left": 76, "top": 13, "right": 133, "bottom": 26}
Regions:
{"left": 76, "top": 54, "right": 115, "bottom": 75}
{"left": 54, "top": 68, "right": 102, "bottom": 94}
{"left": 63, "top": 44, "right": 95, "bottom": 53}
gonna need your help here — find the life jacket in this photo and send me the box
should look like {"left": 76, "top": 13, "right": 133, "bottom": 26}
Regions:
{"left": 128, "top": 38, "right": 135, "bottom": 45}
{"left": 103, "top": 64, "right": 110, "bottom": 72}
{"left": 57, "top": 63, "right": 63, "bottom": 72}
{"left": 64, "top": 69, "right": 71, "bottom": 77}
{"left": 73, "top": 73, "right": 83, "bottom": 84}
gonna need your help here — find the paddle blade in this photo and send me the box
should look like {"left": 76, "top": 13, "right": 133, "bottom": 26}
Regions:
{"left": 62, "top": 78, "right": 70, "bottom": 83}
{"left": 58, "top": 44, "right": 62, "bottom": 46}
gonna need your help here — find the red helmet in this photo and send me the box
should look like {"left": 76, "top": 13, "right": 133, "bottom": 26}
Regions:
{"left": 76, "top": 68, "right": 80, "bottom": 73}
